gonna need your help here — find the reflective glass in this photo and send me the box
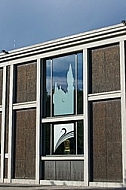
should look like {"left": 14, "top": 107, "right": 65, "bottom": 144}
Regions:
{"left": 45, "top": 52, "right": 83, "bottom": 117}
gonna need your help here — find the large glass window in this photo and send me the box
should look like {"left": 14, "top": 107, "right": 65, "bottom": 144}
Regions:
{"left": 44, "top": 53, "right": 83, "bottom": 117}
{"left": 42, "top": 52, "right": 84, "bottom": 156}
{"left": 42, "top": 120, "right": 84, "bottom": 155}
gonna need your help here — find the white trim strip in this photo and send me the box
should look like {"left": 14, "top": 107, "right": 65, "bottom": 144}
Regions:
{"left": 120, "top": 41, "right": 126, "bottom": 186}
{"left": 89, "top": 182, "right": 123, "bottom": 188}
{"left": 41, "top": 156, "right": 84, "bottom": 161}
{"left": 11, "top": 179, "right": 36, "bottom": 184}
{"left": 1, "top": 36, "right": 126, "bottom": 68}
{"left": 13, "top": 101, "right": 37, "bottom": 110}
{"left": 0, "top": 23, "right": 125, "bottom": 62}
{"left": 40, "top": 180, "right": 85, "bottom": 186}
{"left": 83, "top": 48, "right": 89, "bottom": 186}
{"left": 88, "top": 91, "right": 121, "bottom": 101}
{"left": 1, "top": 66, "right": 6, "bottom": 181}
{"left": 35, "top": 58, "right": 41, "bottom": 182}
{"left": 42, "top": 114, "right": 85, "bottom": 123}
{"left": 8, "top": 64, "right": 13, "bottom": 182}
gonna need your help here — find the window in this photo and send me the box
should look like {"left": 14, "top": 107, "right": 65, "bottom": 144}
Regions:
{"left": 42, "top": 53, "right": 84, "bottom": 155}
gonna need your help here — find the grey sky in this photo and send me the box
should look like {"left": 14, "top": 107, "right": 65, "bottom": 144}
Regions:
{"left": 0, "top": 0, "right": 126, "bottom": 51}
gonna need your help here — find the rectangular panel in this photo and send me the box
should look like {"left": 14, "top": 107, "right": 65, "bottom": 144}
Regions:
{"left": 44, "top": 160, "right": 84, "bottom": 181}
{"left": 90, "top": 99, "right": 122, "bottom": 182}
{"left": 44, "top": 161, "right": 55, "bottom": 180}
{"left": 15, "top": 61, "right": 37, "bottom": 103}
{"left": 89, "top": 44, "right": 120, "bottom": 93}
{"left": 14, "top": 109, "right": 36, "bottom": 179}
{"left": 0, "top": 68, "right": 3, "bottom": 105}
{"left": 55, "top": 161, "right": 71, "bottom": 180}
{"left": 4, "top": 158, "right": 8, "bottom": 178}
{"left": 71, "top": 160, "right": 84, "bottom": 181}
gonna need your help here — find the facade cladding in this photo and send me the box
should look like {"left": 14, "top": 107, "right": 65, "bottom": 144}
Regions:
{"left": 0, "top": 23, "right": 126, "bottom": 188}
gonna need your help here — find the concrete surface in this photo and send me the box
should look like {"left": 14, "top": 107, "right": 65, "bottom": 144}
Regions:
{"left": 0, "top": 184, "right": 125, "bottom": 190}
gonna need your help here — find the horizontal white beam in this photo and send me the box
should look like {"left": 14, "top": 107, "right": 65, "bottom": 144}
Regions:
{"left": 13, "top": 101, "right": 37, "bottom": 110}
{"left": 41, "top": 156, "right": 84, "bottom": 161}
{"left": 88, "top": 91, "right": 121, "bottom": 101}
{"left": 42, "top": 114, "right": 85, "bottom": 123}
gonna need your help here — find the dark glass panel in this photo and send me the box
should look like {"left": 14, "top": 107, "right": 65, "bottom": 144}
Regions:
{"left": 42, "top": 123, "right": 50, "bottom": 155}
{"left": 77, "top": 53, "right": 83, "bottom": 114}
{"left": 77, "top": 120, "right": 84, "bottom": 154}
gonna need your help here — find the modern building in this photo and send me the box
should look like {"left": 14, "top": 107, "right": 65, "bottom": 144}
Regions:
{"left": 0, "top": 22, "right": 126, "bottom": 188}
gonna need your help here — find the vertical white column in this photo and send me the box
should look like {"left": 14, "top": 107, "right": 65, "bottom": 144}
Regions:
{"left": 36, "top": 58, "right": 41, "bottom": 183}
{"left": 120, "top": 41, "right": 126, "bottom": 186}
{"left": 8, "top": 64, "right": 14, "bottom": 182}
{"left": 83, "top": 48, "right": 89, "bottom": 186}
{"left": 1, "top": 66, "right": 6, "bottom": 182}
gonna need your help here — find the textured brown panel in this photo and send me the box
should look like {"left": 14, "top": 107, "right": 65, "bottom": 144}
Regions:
{"left": 16, "top": 61, "right": 37, "bottom": 103}
{"left": 26, "top": 63, "right": 37, "bottom": 102}
{"left": 89, "top": 44, "right": 120, "bottom": 93}
{"left": 0, "top": 68, "right": 3, "bottom": 105}
{"left": 71, "top": 161, "right": 84, "bottom": 181}
{"left": 25, "top": 110, "right": 36, "bottom": 178}
{"left": 4, "top": 158, "right": 8, "bottom": 178}
{"left": 55, "top": 161, "right": 71, "bottom": 180}
{"left": 16, "top": 64, "right": 27, "bottom": 102}
{"left": 91, "top": 99, "right": 122, "bottom": 182}
{"left": 14, "top": 109, "right": 36, "bottom": 179}
{"left": 92, "top": 102, "right": 107, "bottom": 181}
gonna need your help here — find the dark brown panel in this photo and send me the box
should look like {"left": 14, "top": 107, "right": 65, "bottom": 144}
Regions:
{"left": 4, "top": 158, "right": 8, "bottom": 178}
{"left": 15, "top": 61, "right": 37, "bottom": 103}
{"left": 90, "top": 99, "right": 122, "bottom": 182}
{"left": 14, "top": 109, "right": 36, "bottom": 179}
{"left": 89, "top": 44, "right": 120, "bottom": 93}
{"left": 0, "top": 68, "right": 3, "bottom": 105}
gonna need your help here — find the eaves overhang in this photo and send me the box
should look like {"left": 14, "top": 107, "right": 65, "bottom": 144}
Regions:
{"left": 0, "top": 23, "right": 126, "bottom": 63}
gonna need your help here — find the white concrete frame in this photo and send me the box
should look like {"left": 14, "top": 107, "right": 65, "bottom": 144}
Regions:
{"left": 8, "top": 64, "right": 14, "bottom": 182}
{"left": 0, "top": 23, "right": 126, "bottom": 187}
{"left": 35, "top": 58, "right": 41, "bottom": 183}
{"left": 1, "top": 66, "right": 6, "bottom": 182}
{"left": 120, "top": 41, "right": 126, "bottom": 186}
{"left": 83, "top": 48, "right": 89, "bottom": 186}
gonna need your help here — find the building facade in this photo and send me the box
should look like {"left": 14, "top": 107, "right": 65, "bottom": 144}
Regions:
{"left": 0, "top": 23, "right": 126, "bottom": 187}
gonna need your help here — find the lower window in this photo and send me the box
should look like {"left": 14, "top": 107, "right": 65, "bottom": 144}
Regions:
{"left": 42, "top": 120, "right": 84, "bottom": 155}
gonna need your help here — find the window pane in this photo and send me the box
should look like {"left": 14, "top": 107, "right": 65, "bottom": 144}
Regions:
{"left": 53, "top": 123, "right": 75, "bottom": 155}
{"left": 45, "top": 52, "right": 83, "bottom": 117}
{"left": 46, "top": 60, "right": 51, "bottom": 117}
{"left": 77, "top": 120, "right": 84, "bottom": 154}
{"left": 53, "top": 55, "right": 75, "bottom": 116}
{"left": 42, "top": 120, "right": 84, "bottom": 156}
